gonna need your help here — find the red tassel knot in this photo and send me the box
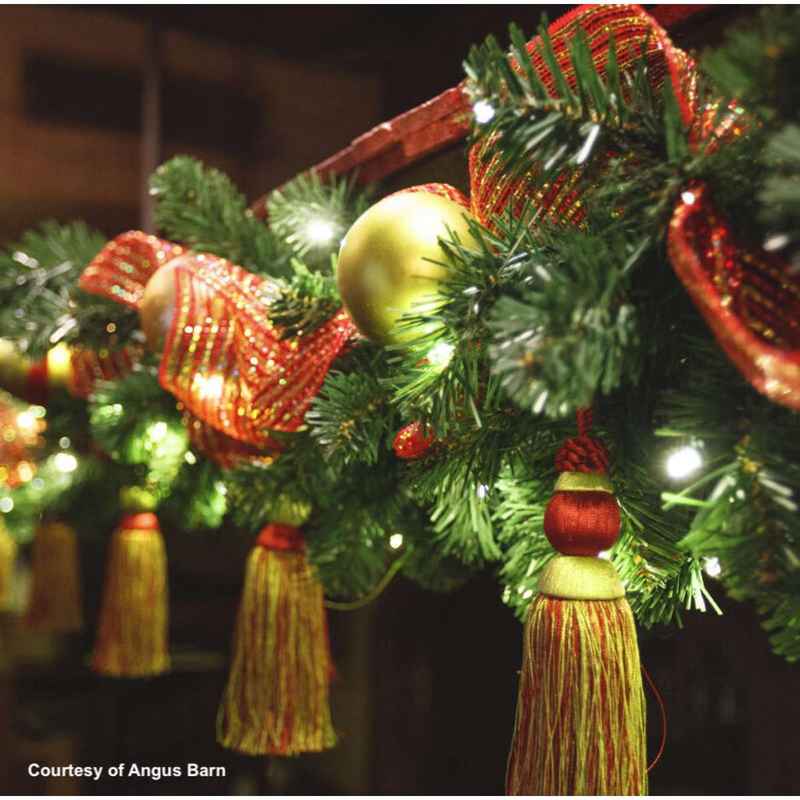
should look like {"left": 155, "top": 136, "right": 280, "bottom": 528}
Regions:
{"left": 257, "top": 523, "right": 305, "bottom": 553}
{"left": 555, "top": 409, "right": 609, "bottom": 474}
{"left": 555, "top": 436, "right": 609, "bottom": 474}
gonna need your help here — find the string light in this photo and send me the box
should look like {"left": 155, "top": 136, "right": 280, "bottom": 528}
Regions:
{"left": 0, "top": 497, "right": 13, "bottom": 513}
{"left": 184, "top": 450, "right": 197, "bottom": 465}
{"left": 703, "top": 556, "right": 722, "bottom": 578}
{"left": 53, "top": 452, "right": 78, "bottom": 473}
{"left": 16, "top": 410, "right": 36, "bottom": 432}
{"left": 473, "top": 100, "right": 495, "bottom": 124}
{"left": 665, "top": 444, "right": 703, "bottom": 480}
{"left": 681, "top": 190, "right": 696, "bottom": 205}
{"left": 147, "top": 421, "right": 168, "bottom": 442}
{"left": 476, "top": 483, "right": 489, "bottom": 499}
{"left": 389, "top": 533, "right": 404, "bottom": 550}
{"left": 305, "top": 219, "right": 336, "bottom": 245}
{"left": 193, "top": 373, "right": 224, "bottom": 401}
{"left": 764, "top": 233, "right": 789, "bottom": 252}
{"left": 427, "top": 341, "right": 454, "bottom": 368}
{"left": 17, "top": 462, "right": 34, "bottom": 482}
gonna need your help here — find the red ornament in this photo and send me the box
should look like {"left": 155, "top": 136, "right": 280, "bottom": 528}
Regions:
{"left": 393, "top": 421, "right": 435, "bottom": 460}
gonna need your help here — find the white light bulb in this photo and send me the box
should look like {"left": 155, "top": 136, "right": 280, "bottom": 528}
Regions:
{"left": 476, "top": 483, "right": 489, "bottom": 500}
{"left": 704, "top": 556, "right": 722, "bottom": 578}
{"left": 389, "top": 533, "right": 404, "bottom": 550}
{"left": 681, "top": 190, "right": 696, "bottom": 205}
{"left": 305, "top": 219, "right": 336, "bottom": 245}
{"left": 598, "top": 550, "right": 612, "bottom": 561}
{"left": 148, "top": 421, "right": 168, "bottom": 442}
{"left": 16, "top": 411, "right": 37, "bottom": 432}
{"left": 0, "top": 497, "right": 13, "bottom": 513}
{"left": 193, "top": 373, "right": 224, "bottom": 401}
{"left": 59, "top": 436, "right": 71, "bottom": 450}
{"left": 427, "top": 341, "right": 454, "bottom": 368}
{"left": 473, "top": 100, "right": 495, "bottom": 124}
{"left": 666, "top": 445, "right": 703, "bottom": 479}
{"left": 53, "top": 452, "right": 78, "bottom": 473}
{"left": 184, "top": 451, "right": 197, "bottom": 465}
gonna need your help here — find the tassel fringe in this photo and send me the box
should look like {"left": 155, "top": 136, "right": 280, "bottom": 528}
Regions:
{"left": 0, "top": 521, "right": 17, "bottom": 611}
{"left": 217, "top": 544, "right": 336, "bottom": 756}
{"left": 91, "top": 514, "right": 169, "bottom": 677}
{"left": 25, "top": 521, "right": 83, "bottom": 632}
{"left": 506, "top": 595, "right": 647, "bottom": 795}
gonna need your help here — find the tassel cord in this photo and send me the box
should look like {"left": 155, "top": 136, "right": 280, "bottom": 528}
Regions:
{"left": 324, "top": 552, "right": 409, "bottom": 611}
{"left": 643, "top": 665, "right": 667, "bottom": 772}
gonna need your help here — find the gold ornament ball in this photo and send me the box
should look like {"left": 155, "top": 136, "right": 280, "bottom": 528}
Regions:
{"left": 139, "top": 264, "right": 178, "bottom": 354}
{"left": 336, "top": 188, "right": 478, "bottom": 344}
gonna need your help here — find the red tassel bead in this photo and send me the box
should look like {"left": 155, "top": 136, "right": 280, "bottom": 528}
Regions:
{"left": 544, "top": 490, "right": 621, "bottom": 556}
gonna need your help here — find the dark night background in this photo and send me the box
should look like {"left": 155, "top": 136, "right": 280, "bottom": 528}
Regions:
{"left": 0, "top": 4, "right": 798, "bottom": 795}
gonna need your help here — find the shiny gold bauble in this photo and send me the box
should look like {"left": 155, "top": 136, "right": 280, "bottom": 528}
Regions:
{"left": 336, "top": 188, "right": 478, "bottom": 344}
{"left": 139, "top": 264, "right": 178, "bottom": 353}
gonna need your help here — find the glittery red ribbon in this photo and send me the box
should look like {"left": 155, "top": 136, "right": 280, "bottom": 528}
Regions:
{"left": 81, "top": 231, "right": 358, "bottom": 447}
{"left": 467, "top": 4, "right": 800, "bottom": 410}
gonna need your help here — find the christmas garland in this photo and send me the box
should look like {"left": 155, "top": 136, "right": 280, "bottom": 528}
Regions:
{"left": 0, "top": 2, "right": 798, "bottom": 791}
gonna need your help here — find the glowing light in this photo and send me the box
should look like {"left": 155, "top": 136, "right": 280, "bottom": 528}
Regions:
{"left": 215, "top": 481, "right": 228, "bottom": 496}
{"left": 59, "top": 437, "right": 71, "bottom": 449}
{"left": 476, "top": 483, "right": 489, "bottom": 500}
{"left": 389, "top": 533, "right": 404, "bottom": 550}
{"left": 193, "top": 373, "right": 224, "bottom": 401}
{"left": 16, "top": 411, "right": 36, "bottom": 432}
{"left": 704, "top": 556, "right": 722, "bottom": 578}
{"left": 46, "top": 342, "right": 73, "bottom": 383}
{"left": 427, "top": 341, "right": 454, "bottom": 368}
{"left": 17, "top": 462, "right": 34, "bottom": 482}
{"left": 305, "top": 219, "right": 336, "bottom": 245}
{"left": 148, "top": 421, "right": 168, "bottom": 442}
{"left": 30, "top": 405, "right": 46, "bottom": 419}
{"left": 764, "top": 233, "right": 789, "bottom": 252}
{"left": 184, "top": 450, "right": 197, "bottom": 465}
{"left": 473, "top": 100, "right": 495, "bottom": 124}
{"left": 54, "top": 452, "right": 78, "bottom": 473}
{"left": 681, "top": 190, "right": 696, "bottom": 205}
{"left": 0, "top": 497, "right": 13, "bottom": 513}
{"left": 665, "top": 445, "right": 703, "bottom": 480}
{"left": 598, "top": 550, "right": 612, "bottom": 560}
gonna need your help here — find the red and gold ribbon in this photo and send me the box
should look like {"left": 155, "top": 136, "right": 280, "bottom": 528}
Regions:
{"left": 467, "top": 3, "right": 800, "bottom": 411}
{"left": 81, "top": 231, "right": 358, "bottom": 448}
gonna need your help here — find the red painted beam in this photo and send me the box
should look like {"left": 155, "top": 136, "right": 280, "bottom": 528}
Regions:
{"left": 252, "top": 4, "right": 712, "bottom": 214}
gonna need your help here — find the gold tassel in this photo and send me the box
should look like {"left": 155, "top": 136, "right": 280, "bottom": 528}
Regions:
{"left": 506, "top": 558, "right": 647, "bottom": 795}
{"left": 25, "top": 520, "right": 83, "bottom": 633}
{"left": 0, "top": 518, "right": 18, "bottom": 611}
{"left": 217, "top": 522, "right": 336, "bottom": 756}
{"left": 507, "top": 411, "right": 648, "bottom": 795}
{"left": 91, "top": 512, "right": 169, "bottom": 677}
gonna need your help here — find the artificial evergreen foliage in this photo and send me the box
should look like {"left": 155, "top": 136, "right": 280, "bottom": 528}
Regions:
{"left": 0, "top": 7, "right": 797, "bottom": 658}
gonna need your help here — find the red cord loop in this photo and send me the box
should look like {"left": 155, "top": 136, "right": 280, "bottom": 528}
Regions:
{"left": 643, "top": 665, "right": 668, "bottom": 772}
